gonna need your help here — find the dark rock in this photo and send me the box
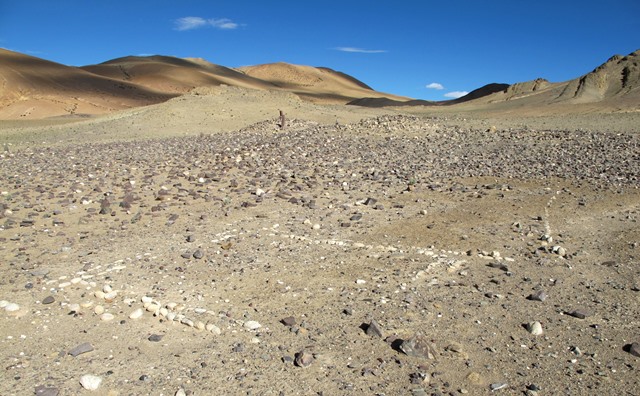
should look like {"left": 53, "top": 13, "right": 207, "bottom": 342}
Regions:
{"left": 68, "top": 342, "right": 94, "bottom": 357}
{"left": 186, "top": 235, "right": 195, "bottom": 242}
{"left": 281, "top": 316, "right": 296, "bottom": 327}
{"left": 193, "top": 249, "right": 204, "bottom": 259}
{"left": 567, "top": 309, "right": 591, "bottom": 319}
{"left": 180, "top": 252, "right": 192, "bottom": 259}
{"left": 42, "top": 296, "right": 55, "bottom": 305}
{"left": 624, "top": 342, "right": 640, "bottom": 357}
{"left": 148, "top": 334, "right": 164, "bottom": 342}
{"left": 399, "top": 333, "right": 436, "bottom": 359}
{"left": 488, "top": 262, "right": 509, "bottom": 271}
{"left": 366, "top": 320, "right": 384, "bottom": 338}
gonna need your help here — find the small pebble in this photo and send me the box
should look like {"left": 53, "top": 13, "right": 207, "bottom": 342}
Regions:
{"left": 68, "top": 342, "right": 94, "bottom": 357}
{"left": 34, "top": 385, "right": 59, "bottom": 396}
{"left": 490, "top": 383, "right": 508, "bottom": 391}
{"left": 567, "top": 309, "right": 591, "bottom": 319}
{"left": 294, "top": 350, "right": 314, "bottom": 367}
{"left": 627, "top": 342, "right": 640, "bottom": 357}
{"left": 129, "top": 308, "right": 144, "bottom": 319}
{"left": 244, "top": 321, "right": 262, "bottom": 330}
{"left": 4, "top": 302, "right": 20, "bottom": 313}
{"left": 148, "top": 334, "right": 164, "bottom": 342}
{"left": 100, "top": 313, "right": 115, "bottom": 321}
{"left": 94, "top": 305, "right": 105, "bottom": 315}
{"left": 42, "top": 296, "right": 55, "bottom": 305}
{"left": 527, "top": 321, "right": 544, "bottom": 336}
{"left": 527, "top": 290, "right": 547, "bottom": 302}
{"left": 79, "top": 374, "right": 102, "bottom": 390}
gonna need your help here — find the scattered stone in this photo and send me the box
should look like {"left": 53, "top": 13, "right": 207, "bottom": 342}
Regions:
{"left": 99, "top": 313, "right": 115, "bottom": 321}
{"left": 35, "top": 385, "right": 59, "bottom": 396}
{"left": 193, "top": 249, "right": 204, "bottom": 259}
{"left": 626, "top": 342, "right": 640, "bottom": 357}
{"left": 244, "top": 320, "right": 262, "bottom": 330}
{"left": 366, "top": 320, "right": 384, "bottom": 338}
{"left": 488, "top": 262, "right": 509, "bottom": 272}
{"left": 4, "top": 302, "right": 20, "bottom": 314}
{"left": 281, "top": 316, "right": 296, "bottom": 327}
{"left": 79, "top": 374, "right": 102, "bottom": 391}
{"left": 567, "top": 309, "right": 591, "bottom": 319}
{"left": 68, "top": 342, "right": 94, "bottom": 357}
{"left": 129, "top": 308, "right": 144, "bottom": 319}
{"left": 490, "top": 383, "right": 508, "bottom": 391}
{"left": 148, "top": 334, "right": 164, "bottom": 342}
{"left": 175, "top": 389, "right": 187, "bottom": 396}
{"left": 294, "top": 350, "right": 314, "bottom": 367}
{"left": 399, "top": 333, "right": 436, "bottom": 359}
{"left": 527, "top": 290, "right": 547, "bottom": 302}
{"left": 526, "top": 321, "right": 544, "bottom": 336}
{"left": 42, "top": 296, "right": 55, "bottom": 305}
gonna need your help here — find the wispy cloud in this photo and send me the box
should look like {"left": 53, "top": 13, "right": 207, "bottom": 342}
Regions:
{"left": 174, "top": 17, "right": 240, "bottom": 31}
{"left": 444, "top": 91, "right": 469, "bottom": 99}
{"left": 426, "top": 82, "right": 444, "bottom": 90}
{"left": 335, "top": 47, "right": 387, "bottom": 54}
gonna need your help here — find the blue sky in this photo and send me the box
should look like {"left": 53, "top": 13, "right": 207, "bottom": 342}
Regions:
{"left": 1, "top": 0, "right": 639, "bottom": 100}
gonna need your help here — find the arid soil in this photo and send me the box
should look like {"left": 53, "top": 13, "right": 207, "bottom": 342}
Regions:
{"left": 1, "top": 95, "right": 639, "bottom": 396}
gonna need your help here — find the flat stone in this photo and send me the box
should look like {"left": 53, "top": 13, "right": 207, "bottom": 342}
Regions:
{"left": 399, "top": 333, "right": 436, "bottom": 359}
{"left": 35, "top": 385, "right": 59, "bottom": 396}
{"left": 42, "top": 296, "right": 55, "bottom": 305}
{"left": 193, "top": 249, "right": 204, "bottom": 259}
{"left": 281, "top": 316, "right": 296, "bottom": 327}
{"left": 68, "top": 342, "right": 94, "bottom": 357}
{"left": 567, "top": 309, "right": 591, "bottom": 319}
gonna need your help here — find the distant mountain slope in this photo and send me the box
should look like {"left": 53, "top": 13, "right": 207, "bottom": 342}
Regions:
{"left": 0, "top": 49, "right": 176, "bottom": 119}
{"left": 461, "top": 50, "right": 640, "bottom": 111}
{"left": 237, "top": 62, "right": 411, "bottom": 103}
{"left": 557, "top": 50, "right": 640, "bottom": 103}
{"left": 81, "top": 55, "right": 276, "bottom": 94}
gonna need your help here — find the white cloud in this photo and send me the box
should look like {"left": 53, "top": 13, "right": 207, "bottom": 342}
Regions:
{"left": 175, "top": 17, "right": 208, "bottom": 31}
{"left": 209, "top": 18, "right": 238, "bottom": 30}
{"left": 335, "top": 47, "right": 387, "bottom": 54}
{"left": 444, "top": 91, "right": 469, "bottom": 99}
{"left": 426, "top": 82, "right": 444, "bottom": 90}
{"left": 174, "top": 16, "right": 240, "bottom": 31}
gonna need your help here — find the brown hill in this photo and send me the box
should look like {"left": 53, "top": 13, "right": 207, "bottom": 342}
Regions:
{"left": 237, "top": 62, "right": 411, "bottom": 103}
{"left": 81, "top": 55, "right": 276, "bottom": 94}
{"left": 0, "top": 50, "right": 411, "bottom": 119}
{"left": 0, "top": 49, "right": 176, "bottom": 119}
{"left": 458, "top": 50, "right": 640, "bottom": 113}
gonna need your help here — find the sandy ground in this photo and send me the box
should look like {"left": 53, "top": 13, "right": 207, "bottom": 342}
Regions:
{"left": 0, "top": 89, "right": 639, "bottom": 396}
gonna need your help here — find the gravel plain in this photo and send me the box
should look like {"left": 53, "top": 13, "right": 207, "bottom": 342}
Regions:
{"left": 1, "top": 109, "right": 639, "bottom": 395}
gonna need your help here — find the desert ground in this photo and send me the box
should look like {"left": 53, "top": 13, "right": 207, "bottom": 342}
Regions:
{"left": 1, "top": 86, "right": 639, "bottom": 396}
